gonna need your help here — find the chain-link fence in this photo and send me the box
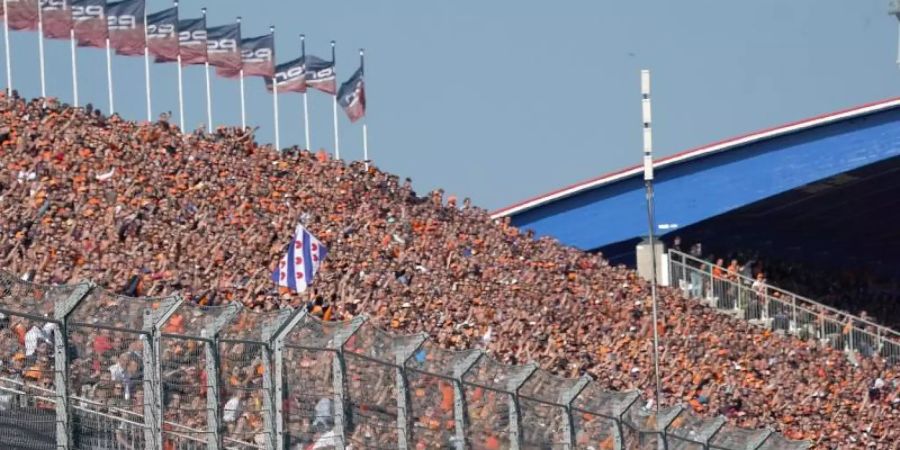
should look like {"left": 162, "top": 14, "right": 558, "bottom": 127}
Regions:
{"left": 669, "top": 249, "right": 900, "bottom": 365}
{"left": 0, "top": 270, "right": 810, "bottom": 450}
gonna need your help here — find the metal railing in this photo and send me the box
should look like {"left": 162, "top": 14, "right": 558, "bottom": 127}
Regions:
{"left": 668, "top": 249, "right": 900, "bottom": 363}
{"left": 0, "top": 270, "right": 809, "bottom": 450}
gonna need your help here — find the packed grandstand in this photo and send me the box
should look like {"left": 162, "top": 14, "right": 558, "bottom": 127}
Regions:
{"left": 0, "top": 92, "right": 896, "bottom": 449}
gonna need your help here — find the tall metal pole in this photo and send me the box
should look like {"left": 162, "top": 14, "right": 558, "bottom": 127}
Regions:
{"left": 271, "top": 25, "right": 281, "bottom": 150}
{"left": 331, "top": 40, "right": 340, "bottom": 159}
{"left": 69, "top": 28, "right": 79, "bottom": 106}
{"left": 641, "top": 69, "right": 662, "bottom": 412}
{"left": 202, "top": 7, "right": 212, "bottom": 132}
{"left": 106, "top": 37, "right": 114, "bottom": 113}
{"left": 175, "top": 0, "right": 184, "bottom": 130}
{"left": 237, "top": 16, "right": 245, "bottom": 129}
{"left": 36, "top": 0, "right": 46, "bottom": 98}
{"left": 143, "top": 6, "right": 151, "bottom": 120}
{"left": 360, "top": 48, "right": 368, "bottom": 169}
{"left": 301, "top": 34, "right": 310, "bottom": 150}
{"left": 2, "top": 0, "right": 11, "bottom": 100}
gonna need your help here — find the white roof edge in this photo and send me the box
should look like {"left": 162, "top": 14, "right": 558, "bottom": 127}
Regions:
{"left": 491, "top": 97, "right": 900, "bottom": 219}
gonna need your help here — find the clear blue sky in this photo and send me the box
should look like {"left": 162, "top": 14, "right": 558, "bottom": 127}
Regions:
{"left": 5, "top": 0, "right": 899, "bottom": 210}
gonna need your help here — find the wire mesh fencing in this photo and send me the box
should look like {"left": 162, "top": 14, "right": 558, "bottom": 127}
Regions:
{"left": 0, "top": 270, "right": 810, "bottom": 450}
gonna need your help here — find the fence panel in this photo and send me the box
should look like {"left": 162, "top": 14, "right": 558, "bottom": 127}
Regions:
{"left": 709, "top": 424, "right": 770, "bottom": 450}
{"left": 218, "top": 308, "right": 292, "bottom": 450}
{"left": 571, "top": 387, "right": 638, "bottom": 450}
{"left": 159, "top": 303, "right": 239, "bottom": 450}
{"left": 341, "top": 321, "right": 425, "bottom": 450}
{"left": 66, "top": 288, "right": 179, "bottom": 450}
{"left": 664, "top": 409, "right": 724, "bottom": 450}
{"left": 518, "top": 370, "right": 588, "bottom": 449}
{"left": 460, "top": 356, "right": 536, "bottom": 450}
{"left": 278, "top": 313, "right": 364, "bottom": 450}
{"left": 403, "top": 341, "right": 480, "bottom": 450}
{"left": 0, "top": 272, "right": 85, "bottom": 450}
{"left": 620, "top": 402, "right": 680, "bottom": 450}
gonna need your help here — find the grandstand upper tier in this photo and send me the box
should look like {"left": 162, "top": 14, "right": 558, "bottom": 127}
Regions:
{"left": 493, "top": 96, "right": 900, "bottom": 273}
{"left": 0, "top": 93, "right": 894, "bottom": 447}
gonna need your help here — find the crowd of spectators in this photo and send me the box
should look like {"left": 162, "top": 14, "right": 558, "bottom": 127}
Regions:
{"left": 0, "top": 93, "right": 899, "bottom": 448}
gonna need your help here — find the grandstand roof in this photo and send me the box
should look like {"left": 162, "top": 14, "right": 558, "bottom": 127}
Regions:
{"left": 493, "top": 96, "right": 900, "bottom": 267}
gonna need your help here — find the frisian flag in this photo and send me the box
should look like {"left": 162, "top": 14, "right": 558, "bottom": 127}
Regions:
{"left": 178, "top": 17, "right": 206, "bottom": 65}
{"left": 337, "top": 66, "right": 365, "bottom": 123}
{"left": 72, "top": 0, "right": 106, "bottom": 48}
{"left": 146, "top": 6, "right": 178, "bottom": 63}
{"left": 106, "top": 0, "right": 144, "bottom": 56}
{"left": 7, "top": 0, "right": 39, "bottom": 31}
{"left": 240, "top": 33, "right": 274, "bottom": 78}
{"left": 264, "top": 56, "right": 306, "bottom": 93}
{"left": 304, "top": 55, "right": 336, "bottom": 95}
{"left": 42, "top": 0, "right": 73, "bottom": 40}
{"left": 271, "top": 223, "right": 327, "bottom": 293}
{"left": 206, "top": 23, "right": 241, "bottom": 77}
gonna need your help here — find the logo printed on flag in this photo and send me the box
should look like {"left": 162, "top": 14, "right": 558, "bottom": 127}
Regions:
{"left": 72, "top": 0, "right": 106, "bottom": 48}
{"left": 206, "top": 23, "right": 241, "bottom": 76}
{"left": 240, "top": 34, "right": 274, "bottom": 78}
{"left": 106, "top": 0, "right": 144, "bottom": 56}
{"left": 264, "top": 56, "right": 306, "bottom": 93}
{"left": 271, "top": 224, "right": 327, "bottom": 293}
{"left": 146, "top": 6, "right": 178, "bottom": 62}
{"left": 178, "top": 17, "right": 207, "bottom": 65}
{"left": 304, "top": 55, "right": 336, "bottom": 95}
{"left": 338, "top": 66, "right": 365, "bottom": 123}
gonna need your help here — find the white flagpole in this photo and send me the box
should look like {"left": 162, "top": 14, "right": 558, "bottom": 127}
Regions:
{"left": 177, "top": 55, "right": 185, "bottom": 129}
{"left": 174, "top": 0, "right": 184, "bottom": 130}
{"left": 36, "top": 0, "right": 45, "bottom": 98}
{"left": 202, "top": 7, "right": 212, "bottom": 132}
{"left": 2, "top": 0, "right": 11, "bottom": 99}
{"left": 641, "top": 69, "right": 663, "bottom": 413}
{"left": 69, "top": 28, "right": 78, "bottom": 106}
{"left": 143, "top": 7, "right": 151, "bottom": 120}
{"left": 331, "top": 40, "right": 339, "bottom": 159}
{"left": 106, "top": 37, "right": 114, "bottom": 114}
{"left": 360, "top": 48, "right": 367, "bottom": 169}
{"left": 300, "top": 34, "right": 310, "bottom": 150}
{"left": 237, "top": 16, "right": 245, "bottom": 129}
{"left": 271, "top": 26, "right": 280, "bottom": 150}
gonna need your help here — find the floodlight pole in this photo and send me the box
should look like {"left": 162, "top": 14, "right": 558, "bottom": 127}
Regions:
{"left": 641, "top": 69, "right": 663, "bottom": 413}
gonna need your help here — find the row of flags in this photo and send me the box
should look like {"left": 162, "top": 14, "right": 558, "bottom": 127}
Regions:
{"left": 1, "top": 0, "right": 366, "bottom": 122}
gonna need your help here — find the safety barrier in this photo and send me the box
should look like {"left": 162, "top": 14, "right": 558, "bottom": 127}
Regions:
{"left": 669, "top": 249, "right": 900, "bottom": 364}
{"left": 0, "top": 270, "right": 809, "bottom": 449}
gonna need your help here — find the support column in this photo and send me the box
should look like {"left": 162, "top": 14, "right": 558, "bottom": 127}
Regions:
{"left": 508, "top": 364, "right": 538, "bottom": 450}
{"left": 332, "top": 316, "right": 366, "bottom": 450}
{"left": 561, "top": 377, "right": 591, "bottom": 450}
{"left": 53, "top": 283, "right": 92, "bottom": 450}
{"left": 152, "top": 297, "right": 182, "bottom": 450}
{"left": 205, "top": 305, "right": 241, "bottom": 450}
{"left": 395, "top": 335, "right": 428, "bottom": 450}
{"left": 451, "top": 352, "right": 483, "bottom": 450}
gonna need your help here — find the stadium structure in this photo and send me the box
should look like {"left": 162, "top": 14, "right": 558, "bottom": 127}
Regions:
{"left": 492, "top": 96, "right": 900, "bottom": 273}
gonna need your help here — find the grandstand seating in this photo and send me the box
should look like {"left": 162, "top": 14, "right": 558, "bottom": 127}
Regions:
{"left": 0, "top": 93, "right": 890, "bottom": 447}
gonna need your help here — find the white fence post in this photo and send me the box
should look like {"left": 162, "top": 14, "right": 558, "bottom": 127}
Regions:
{"left": 54, "top": 283, "right": 92, "bottom": 450}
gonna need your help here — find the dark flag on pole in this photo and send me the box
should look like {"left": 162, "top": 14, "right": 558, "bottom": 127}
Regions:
{"left": 264, "top": 56, "right": 306, "bottom": 93}
{"left": 240, "top": 33, "right": 274, "bottom": 78}
{"left": 304, "top": 55, "right": 336, "bottom": 95}
{"left": 207, "top": 23, "right": 241, "bottom": 77}
{"left": 42, "top": 0, "right": 74, "bottom": 39}
{"left": 147, "top": 7, "right": 178, "bottom": 62}
{"left": 106, "top": 0, "right": 145, "bottom": 56}
{"left": 72, "top": 0, "right": 106, "bottom": 48}
{"left": 8, "top": 0, "right": 39, "bottom": 31}
{"left": 177, "top": 17, "right": 206, "bottom": 65}
{"left": 337, "top": 66, "right": 365, "bottom": 123}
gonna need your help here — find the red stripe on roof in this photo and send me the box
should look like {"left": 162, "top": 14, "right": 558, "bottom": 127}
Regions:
{"left": 491, "top": 96, "right": 900, "bottom": 218}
